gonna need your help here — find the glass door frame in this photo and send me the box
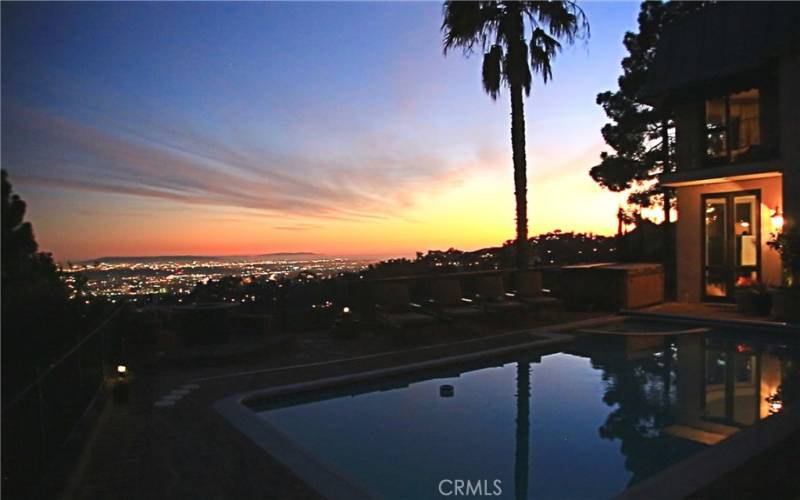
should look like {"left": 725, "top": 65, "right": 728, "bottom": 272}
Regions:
{"left": 701, "top": 339, "right": 762, "bottom": 427}
{"left": 700, "top": 189, "right": 762, "bottom": 302}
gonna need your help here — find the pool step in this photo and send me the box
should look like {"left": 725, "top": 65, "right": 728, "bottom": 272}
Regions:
{"left": 683, "top": 419, "right": 739, "bottom": 437}
{"left": 662, "top": 424, "right": 730, "bottom": 445}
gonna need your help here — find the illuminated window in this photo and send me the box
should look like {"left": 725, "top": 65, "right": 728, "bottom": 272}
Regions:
{"left": 705, "top": 89, "right": 760, "bottom": 162}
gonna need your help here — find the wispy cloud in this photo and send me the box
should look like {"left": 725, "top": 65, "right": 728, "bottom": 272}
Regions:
{"left": 273, "top": 223, "right": 321, "bottom": 231}
{"left": 3, "top": 102, "right": 499, "bottom": 223}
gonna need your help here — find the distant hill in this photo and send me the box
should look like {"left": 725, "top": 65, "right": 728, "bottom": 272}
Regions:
{"left": 81, "top": 252, "right": 318, "bottom": 264}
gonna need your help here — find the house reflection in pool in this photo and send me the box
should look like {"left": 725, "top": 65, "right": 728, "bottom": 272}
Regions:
{"left": 676, "top": 335, "right": 786, "bottom": 431}
{"left": 575, "top": 332, "right": 794, "bottom": 486}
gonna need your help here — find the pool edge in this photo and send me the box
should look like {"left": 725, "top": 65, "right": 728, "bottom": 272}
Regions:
{"left": 213, "top": 332, "right": 579, "bottom": 500}
{"left": 621, "top": 309, "right": 800, "bottom": 335}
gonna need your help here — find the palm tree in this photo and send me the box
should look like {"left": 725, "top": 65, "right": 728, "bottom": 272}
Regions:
{"left": 514, "top": 361, "right": 530, "bottom": 500}
{"left": 442, "top": 1, "right": 588, "bottom": 270}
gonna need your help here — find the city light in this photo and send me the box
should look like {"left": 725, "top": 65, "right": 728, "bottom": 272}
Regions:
{"left": 60, "top": 257, "right": 371, "bottom": 299}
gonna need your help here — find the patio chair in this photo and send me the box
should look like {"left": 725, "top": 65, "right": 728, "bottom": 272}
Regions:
{"left": 426, "top": 278, "right": 484, "bottom": 322}
{"left": 510, "top": 270, "right": 563, "bottom": 318}
{"left": 372, "top": 282, "right": 436, "bottom": 330}
{"left": 471, "top": 275, "right": 526, "bottom": 317}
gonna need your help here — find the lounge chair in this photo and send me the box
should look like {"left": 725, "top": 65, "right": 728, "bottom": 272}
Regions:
{"left": 426, "top": 278, "right": 484, "bottom": 322}
{"left": 510, "top": 270, "right": 563, "bottom": 318}
{"left": 372, "top": 282, "right": 436, "bottom": 330}
{"left": 471, "top": 275, "right": 526, "bottom": 317}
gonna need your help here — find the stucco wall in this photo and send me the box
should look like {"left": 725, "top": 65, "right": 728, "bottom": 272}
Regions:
{"left": 779, "top": 53, "right": 800, "bottom": 231}
{"left": 675, "top": 176, "right": 783, "bottom": 303}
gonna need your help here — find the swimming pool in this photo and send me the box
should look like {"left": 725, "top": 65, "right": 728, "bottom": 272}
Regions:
{"left": 219, "top": 321, "right": 800, "bottom": 500}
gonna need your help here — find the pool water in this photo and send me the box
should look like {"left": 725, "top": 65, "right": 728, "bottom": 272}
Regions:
{"left": 252, "top": 331, "right": 799, "bottom": 500}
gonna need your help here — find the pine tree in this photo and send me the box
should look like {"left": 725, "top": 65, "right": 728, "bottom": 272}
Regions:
{"left": 590, "top": 1, "right": 707, "bottom": 214}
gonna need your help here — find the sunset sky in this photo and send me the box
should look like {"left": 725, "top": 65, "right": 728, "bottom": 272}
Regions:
{"left": 2, "top": 2, "right": 642, "bottom": 261}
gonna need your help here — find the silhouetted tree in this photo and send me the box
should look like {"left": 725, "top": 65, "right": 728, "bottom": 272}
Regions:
{"left": 442, "top": 1, "right": 589, "bottom": 271}
{"left": 590, "top": 2, "right": 706, "bottom": 207}
{"left": 589, "top": 1, "right": 706, "bottom": 297}
{"left": 1, "top": 170, "right": 72, "bottom": 391}
{"left": 589, "top": 1, "right": 706, "bottom": 213}
{"left": 2, "top": 170, "right": 61, "bottom": 285}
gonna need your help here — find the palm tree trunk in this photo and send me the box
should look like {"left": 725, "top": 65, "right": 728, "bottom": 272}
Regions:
{"left": 514, "top": 361, "right": 530, "bottom": 500}
{"left": 510, "top": 82, "right": 529, "bottom": 270}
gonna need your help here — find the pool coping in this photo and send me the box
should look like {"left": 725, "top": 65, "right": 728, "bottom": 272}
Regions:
{"left": 197, "top": 314, "right": 622, "bottom": 384}
{"left": 621, "top": 309, "right": 800, "bottom": 335}
{"left": 213, "top": 318, "right": 612, "bottom": 500}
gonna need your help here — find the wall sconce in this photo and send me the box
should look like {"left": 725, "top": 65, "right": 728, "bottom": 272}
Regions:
{"left": 766, "top": 392, "right": 783, "bottom": 414}
{"left": 770, "top": 207, "right": 784, "bottom": 231}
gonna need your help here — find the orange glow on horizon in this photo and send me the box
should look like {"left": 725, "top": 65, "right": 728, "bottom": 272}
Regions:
{"left": 26, "top": 150, "right": 629, "bottom": 262}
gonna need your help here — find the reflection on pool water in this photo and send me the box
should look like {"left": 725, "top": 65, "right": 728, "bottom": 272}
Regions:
{"left": 251, "top": 329, "right": 799, "bottom": 500}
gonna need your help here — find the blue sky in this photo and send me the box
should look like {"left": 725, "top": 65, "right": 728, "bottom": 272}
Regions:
{"left": 2, "top": 1, "right": 642, "bottom": 260}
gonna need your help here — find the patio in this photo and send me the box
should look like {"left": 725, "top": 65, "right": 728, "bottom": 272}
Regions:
{"left": 61, "top": 304, "right": 798, "bottom": 500}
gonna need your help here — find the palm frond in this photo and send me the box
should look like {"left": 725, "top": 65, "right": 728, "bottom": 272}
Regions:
{"left": 441, "top": 1, "right": 502, "bottom": 55}
{"left": 443, "top": 0, "right": 589, "bottom": 93}
{"left": 529, "top": 27, "right": 560, "bottom": 83}
{"left": 520, "top": 42, "right": 532, "bottom": 95}
{"left": 524, "top": 1, "right": 589, "bottom": 44}
{"left": 482, "top": 45, "right": 504, "bottom": 100}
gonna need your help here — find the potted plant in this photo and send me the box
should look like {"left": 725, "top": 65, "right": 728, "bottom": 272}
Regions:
{"left": 767, "top": 228, "right": 800, "bottom": 322}
{"left": 734, "top": 281, "right": 772, "bottom": 316}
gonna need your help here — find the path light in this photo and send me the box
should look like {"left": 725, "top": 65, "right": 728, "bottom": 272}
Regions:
{"left": 771, "top": 207, "right": 784, "bottom": 231}
{"left": 332, "top": 306, "right": 358, "bottom": 338}
{"left": 114, "top": 364, "right": 131, "bottom": 403}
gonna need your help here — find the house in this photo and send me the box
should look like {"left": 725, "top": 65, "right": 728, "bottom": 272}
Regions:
{"left": 642, "top": 2, "right": 800, "bottom": 303}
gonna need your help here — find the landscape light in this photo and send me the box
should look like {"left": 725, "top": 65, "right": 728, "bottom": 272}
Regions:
{"left": 771, "top": 207, "right": 784, "bottom": 231}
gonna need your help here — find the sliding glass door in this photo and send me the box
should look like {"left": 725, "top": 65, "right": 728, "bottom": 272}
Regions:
{"left": 702, "top": 191, "right": 760, "bottom": 301}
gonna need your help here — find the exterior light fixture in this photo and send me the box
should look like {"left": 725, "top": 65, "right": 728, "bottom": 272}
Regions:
{"left": 771, "top": 207, "right": 784, "bottom": 231}
{"left": 117, "top": 365, "right": 127, "bottom": 376}
{"left": 766, "top": 392, "right": 783, "bottom": 414}
{"left": 342, "top": 306, "right": 351, "bottom": 314}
